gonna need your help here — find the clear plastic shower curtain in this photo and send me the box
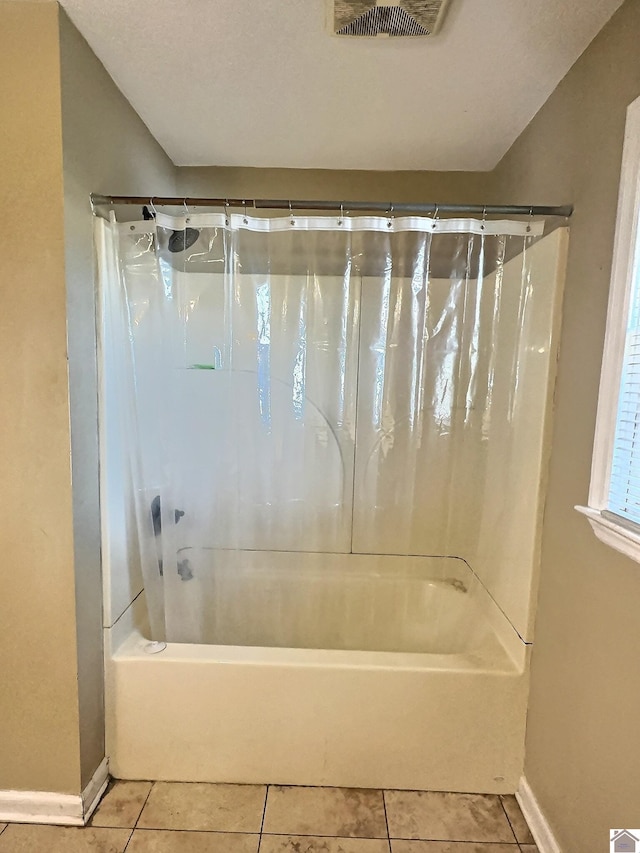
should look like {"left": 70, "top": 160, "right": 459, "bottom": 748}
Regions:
{"left": 96, "top": 210, "right": 546, "bottom": 644}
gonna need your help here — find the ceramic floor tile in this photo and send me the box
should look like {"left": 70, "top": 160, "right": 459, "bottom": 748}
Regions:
{"left": 384, "top": 791, "right": 515, "bottom": 843}
{"left": 126, "top": 828, "right": 259, "bottom": 852}
{"left": 0, "top": 827, "right": 5, "bottom": 835}
{"left": 0, "top": 824, "right": 131, "bottom": 853}
{"left": 519, "top": 847, "right": 539, "bottom": 853}
{"left": 263, "top": 786, "right": 387, "bottom": 839}
{"left": 138, "top": 782, "right": 266, "bottom": 832}
{"left": 91, "top": 779, "right": 153, "bottom": 828}
{"left": 260, "top": 836, "right": 390, "bottom": 853}
{"left": 499, "top": 797, "right": 534, "bottom": 845}
{"left": 391, "top": 843, "right": 518, "bottom": 853}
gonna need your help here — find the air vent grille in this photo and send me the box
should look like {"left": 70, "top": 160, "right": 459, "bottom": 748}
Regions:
{"left": 334, "top": 1, "right": 449, "bottom": 38}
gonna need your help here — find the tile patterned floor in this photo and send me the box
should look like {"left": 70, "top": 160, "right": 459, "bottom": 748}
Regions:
{"left": 0, "top": 783, "right": 540, "bottom": 853}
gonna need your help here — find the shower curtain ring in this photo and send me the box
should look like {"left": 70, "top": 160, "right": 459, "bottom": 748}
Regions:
{"left": 481, "top": 206, "right": 487, "bottom": 231}
{"left": 338, "top": 203, "right": 344, "bottom": 226}
{"left": 243, "top": 200, "right": 248, "bottom": 225}
{"left": 149, "top": 197, "right": 157, "bottom": 217}
{"left": 527, "top": 206, "right": 533, "bottom": 233}
{"left": 289, "top": 201, "right": 295, "bottom": 226}
{"left": 183, "top": 198, "right": 190, "bottom": 223}
{"left": 224, "top": 199, "right": 230, "bottom": 226}
{"left": 387, "top": 204, "right": 394, "bottom": 229}
{"left": 431, "top": 204, "right": 439, "bottom": 229}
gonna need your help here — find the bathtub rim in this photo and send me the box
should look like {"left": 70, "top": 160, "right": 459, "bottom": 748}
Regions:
{"left": 113, "top": 627, "right": 522, "bottom": 676}
{"left": 107, "top": 576, "right": 529, "bottom": 675}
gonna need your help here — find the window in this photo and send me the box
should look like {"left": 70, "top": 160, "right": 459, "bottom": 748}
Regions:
{"left": 578, "top": 93, "right": 640, "bottom": 560}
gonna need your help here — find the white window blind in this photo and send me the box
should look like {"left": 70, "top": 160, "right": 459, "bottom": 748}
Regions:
{"left": 608, "top": 224, "right": 640, "bottom": 526}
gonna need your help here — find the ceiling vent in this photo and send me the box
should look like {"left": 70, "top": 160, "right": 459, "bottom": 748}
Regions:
{"left": 333, "top": 0, "right": 450, "bottom": 38}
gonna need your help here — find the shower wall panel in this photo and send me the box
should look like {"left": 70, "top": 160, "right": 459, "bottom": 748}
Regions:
{"left": 102, "top": 223, "right": 565, "bottom": 645}
{"left": 155, "top": 272, "right": 359, "bottom": 554}
{"left": 464, "top": 228, "right": 567, "bottom": 640}
{"left": 352, "top": 229, "right": 566, "bottom": 641}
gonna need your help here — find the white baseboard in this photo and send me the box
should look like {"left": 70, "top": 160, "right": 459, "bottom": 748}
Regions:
{"left": 0, "top": 757, "right": 109, "bottom": 826}
{"left": 517, "top": 776, "right": 562, "bottom": 853}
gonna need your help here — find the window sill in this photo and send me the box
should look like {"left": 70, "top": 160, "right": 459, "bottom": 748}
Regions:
{"left": 576, "top": 505, "right": 640, "bottom": 563}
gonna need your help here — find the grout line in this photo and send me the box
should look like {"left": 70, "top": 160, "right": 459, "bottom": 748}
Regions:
{"left": 260, "top": 833, "right": 395, "bottom": 839}
{"left": 381, "top": 790, "right": 392, "bottom": 853}
{"left": 257, "top": 783, "right": 269, "bottom": 852}
{"left": 499, "top": 794, "right": 520, "bottom": 844}
{"left": 259, "top": 785, "right": 269, "bottom": 834}
{"left": 116, "top": 827, "right": 262, "bottom": 836}
{"left": 257, "top": 833, "right": 518, "bottom": 846}
{"left": 387, "top": 838, "right": 518, "bottom": 845}
{"left": 121, "top": 828, "right": 135, "bottom": 853}
{"left": 130, "top": 780, "right": 155, "bottom": 835}
{"left": 126, "top": 827, "right": 386, "bottom": 837}
{"left": 121, "top": 826, "right": 262, "bottom": 836}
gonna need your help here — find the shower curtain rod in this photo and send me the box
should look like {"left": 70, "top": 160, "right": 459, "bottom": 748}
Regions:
{"left": 90, "top": 194, "right": 573, "bottom": 218}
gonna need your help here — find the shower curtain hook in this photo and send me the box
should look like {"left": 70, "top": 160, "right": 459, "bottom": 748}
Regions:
{"left": 338, "top": 202, "right": 344, "bottom": 226}
{"left": 243, "top": 200, "right": 249, "bottom": 225}
{"left": 224, "top": 199, "right": 230, "bottom": 226}
{"left": 431, "top": 204, "right": 440, "bottom": 230}
{"left": 183, "top": 198, "right": 189, "bottom": 223}
{"left": 289, "top": 201, "right": 295, "bottom": 226}
{"left": 481, "top": 206, "right": 487, "bottom": 231}
{"left": 149, "top": 197, "right": 157, "bottom": 217}
{"left": 387, "top": 203, "right": 394, "bottom": 229}
{"left": 527, "top": 207, "right": 533, "bottom": 233}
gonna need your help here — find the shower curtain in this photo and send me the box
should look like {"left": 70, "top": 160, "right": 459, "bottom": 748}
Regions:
{"left": 96, "top": 209, "right": 546, "bottom": 644}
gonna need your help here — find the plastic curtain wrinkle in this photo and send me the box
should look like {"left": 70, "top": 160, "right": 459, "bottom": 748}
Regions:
{"left": 96, "top": 213, "right": 555, "bottom": 648}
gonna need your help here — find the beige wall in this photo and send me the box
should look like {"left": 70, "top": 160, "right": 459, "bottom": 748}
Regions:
{"left": 0, "top": 2, "right": 81, "bottom": 794}
{"left": 58, "top": 8, "right": 177, "bottom": 789}
{"left": 177, "top": 165, "right": 492, "bottom": 204}
{"left": 0, "top": 0, "right": 177, "bottom": 796}
{"left": 492, "top": 1, "right": 640, "bottom": 849}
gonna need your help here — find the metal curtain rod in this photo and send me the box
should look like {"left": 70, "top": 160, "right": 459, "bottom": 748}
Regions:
{"left": 90, "top": 194, "right": 573, "bottom": 218}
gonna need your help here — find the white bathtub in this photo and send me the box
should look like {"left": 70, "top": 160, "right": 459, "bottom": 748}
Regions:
{"left": 105, "top": 556, "right": 529, "bottom": 793}
{"left": 155, "top": 551, "right": 501, "bottom": 652}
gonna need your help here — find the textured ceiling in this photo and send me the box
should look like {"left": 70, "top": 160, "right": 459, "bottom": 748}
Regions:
{"left": 56, "top": 0, "right": 624, "bottom": 171}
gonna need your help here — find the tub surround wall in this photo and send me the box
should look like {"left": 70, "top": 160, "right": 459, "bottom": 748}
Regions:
{"left": 491, "top": 0, "right": 640, "bottom": 848}
{"left": 459, "top": 230, "right": 568, "bottom": 641}
{"left": 356, "top": 232, "right": 566, "bottom": 643}
{"left": 102, "top": 223, "right": 565, "bottom": 654}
